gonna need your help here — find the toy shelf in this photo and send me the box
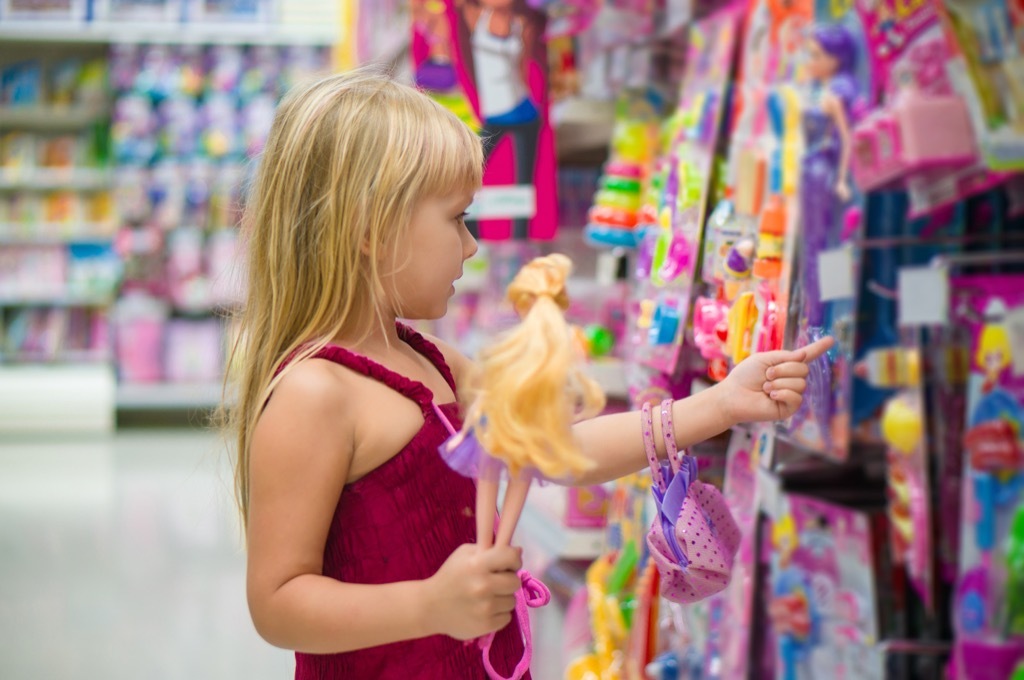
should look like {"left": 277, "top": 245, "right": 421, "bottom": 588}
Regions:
{"left": 116, "top": 382, "right": 225, "bottom": 410}
{"left": 0, "top": 105, "right": 110, "bottom": 129}
{"left": 0, "top": 295, "right": 114, "bottom": 307}
{"left": 0, "top": 22, "right": 338, "bottom": 46}
{"left": 0, "top": 364, "right": 115, "bottom": 434}
{"left": 0, "top": 225, "right": 115, "bottom": 245}
{"left": 0, "top": 169, "right": 113, "bottom": 191}
{"left": 517, "top": 491, "right": 607, "bottom": 561}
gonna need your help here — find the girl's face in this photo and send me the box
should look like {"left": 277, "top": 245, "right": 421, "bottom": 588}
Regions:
{"left": 379, "top": 190, "right": 478, "bottom": 321}
{"left": 806, "top": 38, "right": 838, "bottom": 82}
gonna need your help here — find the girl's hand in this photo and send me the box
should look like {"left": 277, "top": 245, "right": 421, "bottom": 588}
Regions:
{"left": 718, "top": 337, "right": 834, "bottom": 424}
{"left": 423, "top": 543, "right": 523, "bottom": 641}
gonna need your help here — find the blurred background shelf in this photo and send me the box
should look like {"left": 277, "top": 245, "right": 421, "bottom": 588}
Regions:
{"left": 0, "top": 22, "right": 338, "bottom": 46}
{"left": 0, "top": 169, "right": 113, "bottom": 191}
{"left": 116, "top": 382, "right": 225, "bottom": 411}
{"left": 0, "top": 105, "right": 110, "bottom": 129}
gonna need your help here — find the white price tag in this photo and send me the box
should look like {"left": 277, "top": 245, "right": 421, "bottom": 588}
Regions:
{"left": 898, "top": 266, "right": 949, "bottom": 327}
{"left": 1004, "top": 306, "right": 1024, "bottom": 377}
{"left": 466, "top": 186, "right": 537, "bottom": 220}
{"left": 818, "top": 245, "right": 855, "bottom": 302}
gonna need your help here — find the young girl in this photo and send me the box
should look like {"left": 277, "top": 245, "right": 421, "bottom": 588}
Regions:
{"left": 230, "top": 67, "right": 831, "bottom": 679}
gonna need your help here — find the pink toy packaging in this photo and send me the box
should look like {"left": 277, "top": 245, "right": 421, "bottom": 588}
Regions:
{"left": 768, "top": 494, "right": 883, "bottom": 680}
{"left": 411, "top": 0, "right": 558, "bottom": 242}
{"left": 950, "top": 275, "right": 1024, "bottom": 679}
{"left": 851, "top": 0, "right": 979, "bottom": 192}
{"left": 850, "top": 0, "right": 1011, "bottom": 217}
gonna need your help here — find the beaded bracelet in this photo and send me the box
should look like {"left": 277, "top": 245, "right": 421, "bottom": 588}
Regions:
{"left": 641, "top": 401, "right": 665, "bottom": 491}
{"left": 660, "top": 398, "right": 682, "bottom": 472}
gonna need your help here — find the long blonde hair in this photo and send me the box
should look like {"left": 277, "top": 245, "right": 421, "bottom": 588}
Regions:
{"left": 225, "top": 66, "right": 483, "bottom": 525}
{"left": 467, "top": 254, "right": 606, "bottom": 479}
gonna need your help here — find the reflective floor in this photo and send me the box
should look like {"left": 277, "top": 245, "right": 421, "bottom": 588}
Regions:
{"left": 0, "top": 428, "right": 293, "bottom": 680}
{"left": 0, "top": 428, "right": 568, "bottom": 680}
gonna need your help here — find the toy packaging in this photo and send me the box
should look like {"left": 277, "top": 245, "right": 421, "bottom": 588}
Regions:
{"left": 629, "top": 5, "right": 741, "bottom": 375}
{"left": 942, "top": 0, "right": 1024, "bottom": 173}
{"left": 410, "top": 0, "right": 558, "bottom": 241}
{"left": 768, "top": 493, "right": 884, "bottom": 680}
{"left": 778, "top": 0, "right": 873, "bottom": 461}
{"left": 951, "top": 274, "right": 1024, "bottom": 678}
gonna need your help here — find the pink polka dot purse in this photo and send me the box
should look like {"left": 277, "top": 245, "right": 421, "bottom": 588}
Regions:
{"left": 642, "top": 400, "right": 741, "bottom": 604}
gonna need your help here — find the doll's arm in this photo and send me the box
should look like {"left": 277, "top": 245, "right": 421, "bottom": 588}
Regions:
{"left": 455, "top": 0, "right": 482, "bottom": 32}
{"left": 825, "top": 92, "right": 853, "bottom": 202}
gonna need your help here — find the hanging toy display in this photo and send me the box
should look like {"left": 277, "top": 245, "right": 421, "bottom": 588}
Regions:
{"left": 585, "top": 90, "right": 662, "bottom": 248}
{"left": 952, "top": 276, "right": 1024, "bottom": 678}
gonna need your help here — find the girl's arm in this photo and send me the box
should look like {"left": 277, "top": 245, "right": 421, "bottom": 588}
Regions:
{"left": 245, "top": 361, "right": 522, "bottom": 654}
{"left": 430, "top": 335, "right": 832, "bottom": 487}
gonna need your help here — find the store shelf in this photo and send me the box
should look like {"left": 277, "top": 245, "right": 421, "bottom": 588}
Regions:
{"left": 117, "top": 382, "right": 226, "bottom": 410}
{"left": 1, "top": 350, "right": 111, "bottom": 364}
{"left": 586, "top": 358, "right": 628, "bottom": 400}
{"left": 0, "top": 106, "right": 110, "bottom": 129}
{"left": 0, "top": 21, "right": 338, "bottom": 45}
{"left": 516, "top": 486, "right": 606, "bottom": 561}
{"left": 0, "top": 169, "right": 113, "bottom": 191}
{"left": 0, "top": 225, "right": 115, "bottom": 245}
{"left": 0, "top": 295, "right": 115, "bottom": 308}
{"left": 0, "top": 364, "right": 115, "bottom": 434}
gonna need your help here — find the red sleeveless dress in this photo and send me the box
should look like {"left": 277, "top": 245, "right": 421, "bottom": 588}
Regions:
{"left": 293, "top": 324, "right": 530, "bottom": 680}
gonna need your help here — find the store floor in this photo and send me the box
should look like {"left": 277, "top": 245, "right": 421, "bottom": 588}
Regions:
{"left": 0, "top": 428, "right": 291, "bottom": 680}
{"left": 0, "top": 427, "right": 566, "bottom": 680}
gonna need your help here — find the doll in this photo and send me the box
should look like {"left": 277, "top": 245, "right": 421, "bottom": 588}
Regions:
{"left": 440, "top": 253, "right": 605, "bottom": 548}
{"left": 801, "top": 23, "right": 858, "bottom": 329}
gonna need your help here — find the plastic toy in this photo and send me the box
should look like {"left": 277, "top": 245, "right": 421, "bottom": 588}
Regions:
{"left": 438, "top": 254, "right": 603, "bottom": 679}
{"left": 952, "top": 276, "right": 1024, "bottom": 670}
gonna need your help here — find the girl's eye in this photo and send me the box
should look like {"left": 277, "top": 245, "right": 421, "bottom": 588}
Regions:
{"left": 455, "top": 211, "right": 469, "bottom": 224}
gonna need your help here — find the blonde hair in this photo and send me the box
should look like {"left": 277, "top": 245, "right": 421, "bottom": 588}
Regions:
{"left": 976, "top": 323, "right": 1011, "bottom": 374}
{"left": 225, "top": 66, "right": 483, "bottom": 525}
{"left": 466, "top": 254, "right": 606, "bottom": 479}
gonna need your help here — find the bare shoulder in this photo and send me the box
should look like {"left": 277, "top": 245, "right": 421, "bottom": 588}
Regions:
{"left": 421, "top": 332, "right": 477, "bottom": 392}
{"left": 251, "top": 358, "right": 363, "bottom": 474}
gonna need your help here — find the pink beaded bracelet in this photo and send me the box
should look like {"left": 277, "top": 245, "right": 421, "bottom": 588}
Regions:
{"left": 660, "top": 398, "right": 682, "bottom": 472}
{"left": 641, "top": 401, "right": 665, "bottom": 491}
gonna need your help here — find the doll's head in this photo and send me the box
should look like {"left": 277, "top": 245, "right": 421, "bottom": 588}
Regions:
{"left": 976, "top": 322, "right": 1012, "bottom": 381}
{"left": 469, "top": 254, "right": 606, "bottom": 479}
{"left": 808, "top": 23, "right": 857, "bottom": 81}
{"left": 807, "top": 23, "right": 860, "bottom": 117}
{"left": 773, "top": 513, "right": 799, "bottom": 563}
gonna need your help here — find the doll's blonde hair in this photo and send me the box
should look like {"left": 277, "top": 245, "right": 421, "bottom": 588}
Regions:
{"left": 976, "top": 323, "right": 1011, "bottom": 374}
{"left": 225, "top": 66, "right": 483, "bottom": 525}
{"left": 467, "top": 254, "right": 605, "bottom": 479}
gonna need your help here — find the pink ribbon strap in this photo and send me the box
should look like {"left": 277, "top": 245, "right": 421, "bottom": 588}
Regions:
{"left": 480, "top": 569, "right": 550, "bottom": 680}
